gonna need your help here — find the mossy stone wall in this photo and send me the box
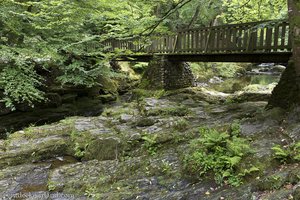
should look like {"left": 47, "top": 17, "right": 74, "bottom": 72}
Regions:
{"left": 142, "top": 56, "right": 194, "bottom": 90}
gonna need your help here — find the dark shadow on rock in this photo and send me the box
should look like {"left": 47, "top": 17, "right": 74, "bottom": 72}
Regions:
{"left": 0, "top": 97, "right": 103, "bottom": 139}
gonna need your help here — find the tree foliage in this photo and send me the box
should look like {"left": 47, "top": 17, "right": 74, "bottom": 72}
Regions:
{"left": 222, "top": 0, "right": 288, "bottom": 23}
{"left": 0, "top": 0, "right": 289, "bottom": 109}
{"left": 0, "top": 0, "right": 160, "bottom": 109}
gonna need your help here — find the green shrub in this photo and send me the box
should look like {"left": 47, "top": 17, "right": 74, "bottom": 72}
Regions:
{"left": 190, "top": 62, "right": 245, "bottom": 81}
{"left": 132, "top": 89, "right": 166, "bottom": 100}
{"left": 183, "top": 126, "right": 258, "bottom": 186}
{"left": 131, "top": 62, "right": 148, "bottom": 74}
{"left": 145, "top": 105, "right": 190, "bottom": 117}
{"left": 142, "top": 134, "right": 159, "bottom": 156}
{"left": 272, "top": 142, "right": 300, "bottom": 163}
{"left": 173, "top": 118, "right": 189, "bottom": 131}
{"left": 230, "top": 120, "right": 241, "bottom": 136}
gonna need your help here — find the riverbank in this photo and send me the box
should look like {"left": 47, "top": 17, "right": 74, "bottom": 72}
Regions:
{"left": 0, "top": 86, "right": 299, "bottom": 199}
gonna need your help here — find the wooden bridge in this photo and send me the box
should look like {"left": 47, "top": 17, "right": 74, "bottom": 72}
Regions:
{"left": 104, "top": 20, "right": 292, "bottom": 63}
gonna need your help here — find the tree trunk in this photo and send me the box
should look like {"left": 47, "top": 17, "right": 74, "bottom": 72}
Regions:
{"left": 288, "top": 0, "right": 300, "bottom": 76}
{"left": 267, "top": 0, "right": 300, "bottom": 108}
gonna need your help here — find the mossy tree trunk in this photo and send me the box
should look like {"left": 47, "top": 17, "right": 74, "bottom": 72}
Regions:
{"left": 267, "top": 0, "right": 300, "bottom": 108}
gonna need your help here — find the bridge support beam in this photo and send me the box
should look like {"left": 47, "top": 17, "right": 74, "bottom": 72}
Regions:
{"left": 142, "top": 55, "right": 194, "bottom": 90}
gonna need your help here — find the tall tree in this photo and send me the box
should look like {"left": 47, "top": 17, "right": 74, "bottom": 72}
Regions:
{"left": 267, "top": 0, "right": 300, "bottom": 108}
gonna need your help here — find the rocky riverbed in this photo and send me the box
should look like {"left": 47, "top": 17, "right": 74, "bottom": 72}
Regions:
{"left": 0, "top": 87, "right": 300, "bottom": 200}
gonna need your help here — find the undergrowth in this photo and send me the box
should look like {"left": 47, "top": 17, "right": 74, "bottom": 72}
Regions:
{"left": 272, "top": 141, "right": 300, "bottom": 163}
{"left": 183, "top": 123, "right": 258, "bottom": 186}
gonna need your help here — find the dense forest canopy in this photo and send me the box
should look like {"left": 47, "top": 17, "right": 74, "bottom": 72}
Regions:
{"left": 0, "top": 0, "right": 288, "bottom": 110}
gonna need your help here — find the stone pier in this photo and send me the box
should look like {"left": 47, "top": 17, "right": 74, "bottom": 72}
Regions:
{"left": 142, "top": 56, "right": 195, "bottom": 90}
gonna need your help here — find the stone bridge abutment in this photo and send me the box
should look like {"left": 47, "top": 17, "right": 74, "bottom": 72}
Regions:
{"left": 141, "top": 55, "right": 195, "bottom": 90}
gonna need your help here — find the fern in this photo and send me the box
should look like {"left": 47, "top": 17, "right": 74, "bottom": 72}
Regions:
{"left": 272, "top": 141, "right": 300, "bottom": 163}
{"left": 184, "top": 126, "right": 258, "bottom": 187}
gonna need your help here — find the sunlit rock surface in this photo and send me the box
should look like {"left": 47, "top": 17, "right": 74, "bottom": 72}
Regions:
{"left": 0, "top": 87, "right": 300, "bottom": 199}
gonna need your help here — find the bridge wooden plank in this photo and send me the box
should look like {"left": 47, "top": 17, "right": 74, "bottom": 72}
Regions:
{"left": 194, "top": 30, "right": 198, "bottom": 52}
{"left": 177, "top": 33, "right": 182, "bottom": 53}
{"left": 192, "top": 30, "right": 196, "bottom": 52}
{"left": 212, "top": 28, "right": 217, "bottom": 52}
{"left": 239, "top": 27, "right": 246, "bottom": 51}
{"left": 220, "top": 28, "right": 225, "bottom": 52}
{"left": 223, "top": 28, "right": 228, "bottom": 52}
{"left": 252, "top": 30, "right": 258, "bottom": 51}
{"left": 232, "top": 27, "right": 237, "bottom": 51}
{"left": 181, "top": 32, "right": 185, "bottom": 53}
{"left": 163, "top": 37, "right": 166, "bottom": 53}
{"left": 190, "top": 31, "right": 193, "bottom": 52}
{"left": 219, "top": 28, "right": 224, "bottom": 51}
{"left": 258, "top": 28, "right": 265, "bottom": 50}
{"left": 215, "top": 28, "right": 219, "bottom": 52}
{"left": 273, "top": 24, "right": 280, "bottom": 51}
{"left": 198, "top": 30, "right": 202, "bottom": 52}
{"left": 201, "top": 29, "right": 207, "bottom": 52}
{"left": 185, "top": 31, "right": 189, "bottom": 52}
{"left": 225, "top": 28, "right": 231, "bottom": 52}
{"left": 236, "top": 28, "right": 242, "bottom": 50}
{"left": 189, "top": 31, "right": 192, "bottom": 53}
{"left": 204, "top": 29, "right": 211, "bottom": 53}
{"left": 204, "top": 29, "right": 209, "bottom": 52}
{"left": 266, "top": 27, "right": 273, "bottom": 52}
{"left": 280, "top": 23, "right": 287, "bottom": 49}
{"left": 243, "top": 28, "right": 248, "bottom": 52}
{"left": 194, "top": 30, "right": 199, "bottom": 52}
{"left": 168, "top": 36, "right": 173, "bottom": 53}
{"left": 190, "top": 31, "right": 193, "bottom": 53}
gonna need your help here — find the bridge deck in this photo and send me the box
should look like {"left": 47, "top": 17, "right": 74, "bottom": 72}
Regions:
{"left": 104, "top": 20, "right": 292, "bottom": 63}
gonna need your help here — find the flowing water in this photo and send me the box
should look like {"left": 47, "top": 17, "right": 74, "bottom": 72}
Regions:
{"left": 206, "top": 75, "right": 280, "bottom": 93}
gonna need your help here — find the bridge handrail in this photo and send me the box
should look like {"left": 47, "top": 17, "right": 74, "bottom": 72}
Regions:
{"left": 103, "top": 19, "right": 292, "bottom": 55}
{"left": 179, "top": 19, "right": 288, "bottom": 32}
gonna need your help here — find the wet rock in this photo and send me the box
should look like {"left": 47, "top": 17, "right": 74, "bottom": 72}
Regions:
{"left": 119, "top": 114, "right": 134, "bottom": 123}
{"left": 209, "top": 76, "right": 223, "bottom": 84}
{"left": 84, "top": 136, "right": 121, "bottom": 161}
{"left": 0, "top": 98, "right": 103, "bottom": 139}
{"left": 99, "top": 94, "right": 117, "bottom": 103}
{"left": 254, "top": 171, "right": 291, "bottom": 191}
{"left": 0, "top": 163, "right": 54, "bottom": 198}
{"left": 232, "top": 92, "right": 271, "bottom": 102}
{"left": 272, "top": 65, "right": 286, "bottom": 73}
{"left": 240, "top": 107, "right": 285, "bottom": 136}
{"left": 48, "top": 160, "right": 117, "bottom": 195}
{"left": 163, "top": 87, "right": 226, "bottom": 103}
{"left": 128, "top": 132, "right": 142, "bottom": 141}
{"left": 142, "top": 125, "right": 164, "bottom": 134}
{"left": 293, "top": 186, "right": 300, "bottom": 200}
{"left": 141, "top": 98, "right": 190, "bottom": 117}
{"left": 1, "top": 86, "right": 300, "bottom": 199}
{"left": 0, "top": 103, "right": 11, "bottom": 116}
{"left": 135, "top": 117, "right": 157, "bottom": 127}
{"left": 0, "top": 132, "right": 69, "bottom": 169}
{"left": 61, "top": 93, "right": 77, "bottom": 104}
{"left": 210, "top": 107, "right": 228, "bottom": 114}
{"left": 287, "top": 124, "right": 300, "bottom": 141}
{"left": 48, "top": 150, "right": 184, "bottom": 199}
